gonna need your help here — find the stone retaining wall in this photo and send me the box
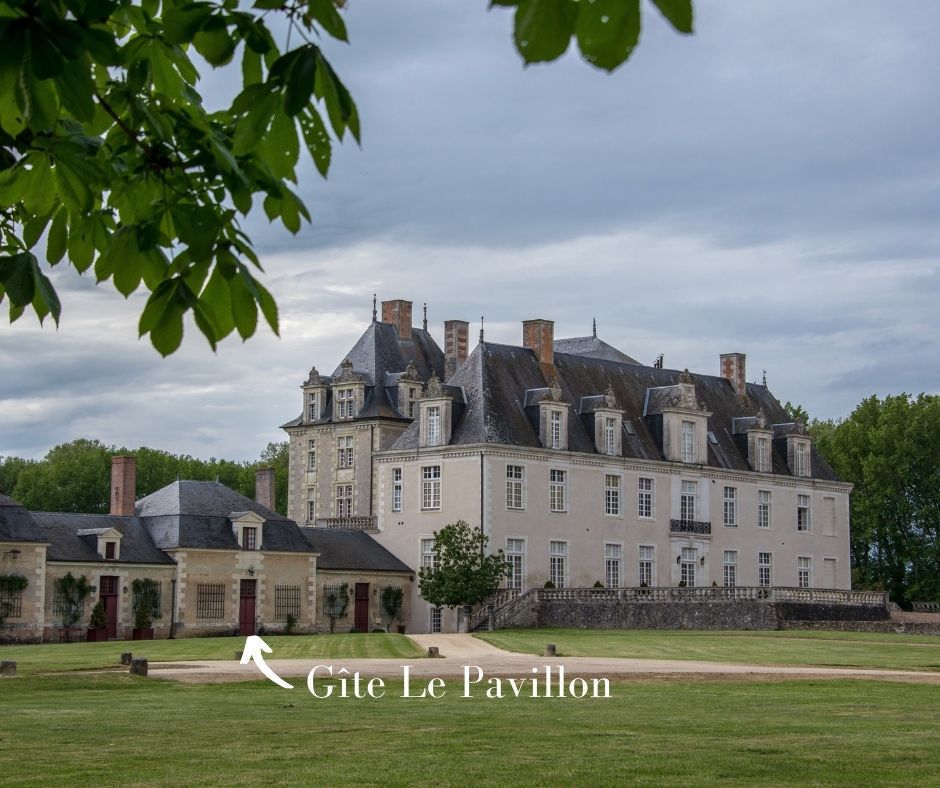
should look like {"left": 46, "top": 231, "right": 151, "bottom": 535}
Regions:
{"left": 782, "top": 620, "right": 940, "bottom": 636}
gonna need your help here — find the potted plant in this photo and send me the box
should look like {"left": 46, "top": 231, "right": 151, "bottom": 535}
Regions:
{"left": 131, "top": 578, "right": 159, "bottom": 640}
{"left": 87, "top": 600, "right": 108, "bottom": 642}
{"left": 54, "top": 572, "right": 94, "bottom": 642}
{"left": 380, "top": 586, "right": 404, "bottom": 634}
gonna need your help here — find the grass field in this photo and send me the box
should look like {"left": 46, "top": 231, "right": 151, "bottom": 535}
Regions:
{"left": 1, "top": 674, "right": 938, "bottom": 786}
{"left": 475, "top": 628, "right": 940, "bottom": 671}
{"left": 0, "top": 633, "right": 422, "bottom": 676}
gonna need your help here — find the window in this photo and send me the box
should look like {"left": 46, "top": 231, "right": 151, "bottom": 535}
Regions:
{"left": 336, "top": 387, "right": 355, "bottom": 419}
{"left": 52, "top": 588, "right": 84, "bottom": 620}
{"left": 429, "top": 607, "right": 442, "bottom": 633}
{"left": 795, "top": 441, "right": 808, "bottom": 476}
{"left": 797, "top": 494, "right": 811, "bottom": 531}
{"left": 798, "top": 556, "right": 812, "bottom": 589}
{"left": 336, "top": 435, "right": 354, "bottom": 469}
{"left": 756, "top": 436, "right": 769, "bottom": 472}
{"left": 822, "top": 496, "right": 836, "bottom": 536}
{"left": 681, "top": 420, "right": 696, "bottom": 463}
{"left": 506, "top": 465, "right": 525, "bottom": 510}
{"left": 758, "top": 490, "right": 771, "bottom": 528}
{"left": 104, "top": 541, "right": 116, "bottom": 559}
{"left": 427, "top": 405, "right": 441, "bottom": 446}
{"left": 506, "top": 538, "right": 525, "bottom": 590}
{"left": 723, "top": 486, "right": 737, "bottom": 527}
{"left": 421, "top": 538, "right": 437, "bottom": 569}
{"left": 605, "top": 543, "right": 622, "bottom": 588}
{"left": 421, "top": 466, "right": 441, "bottom": 510}
{"left": 129, "top": 580, "right": 161, "bottom": 620}
{"left": 549, "top": 410, "right": 562, "bottom": 449}
{"left": 758, "top": 552, "right": 772, "bottom": 587}
{"left": 196, "top": 584, "right": 225, "bottom": 619}
{"left": 275, "top": 585, "right": 301, "bottom": 621}
{"left": 0, "top": 584, "right": 23, "bottom": 618}
{"left": 723, "top": 550, "right": 737, "bottom": 587}
{"left": 306, "top": 488, "right": 316, "bottom": 524}
{"left": 680, "top": 480, "right": 697, "bottom": 522}
{"left": 549, "top": 541, "right": 568, "bottom": 588}
{"left": 243, "top": 527, "right": 258, "bottom": 550}
{"left": 307, "top": 392, "right": 319, "bottom": 421}
{"left": 307, "top": 439, "right": 317, "bottom": 471}
{"left": 549, "top": 469, "right": 567, "bottom": 512}
{"left": 392, "top": 468, "right": 403, "bottom": 512}
{"left": 407, "top": 387, "right": 418, "bottom": 419}
{"left": 638, "top": 545, "right": 655, "bottom": 586}
{"left": 605, "top": 417, "right": 617, "bottom": 455}
{"left": 680, "top": 547, "right": 696, "bottom": 587}
{"left": 335, "top": 484, "right": 353, "bottom": 517}
{"left": 605, "top": 474, "right": 621, "bottom": 516}
{"left": 638, "top": 477, "right": 654, "bottom": 519}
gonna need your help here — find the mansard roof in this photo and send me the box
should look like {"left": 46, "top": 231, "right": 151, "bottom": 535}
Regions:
{"left": 300, "top": 528, "right": 413, "bottom": 573}
{"left": 0, "top": 494, "right": 46, "bottom": 543}
{"left": 553, "top": 335, "right": 641, "bottom": 365}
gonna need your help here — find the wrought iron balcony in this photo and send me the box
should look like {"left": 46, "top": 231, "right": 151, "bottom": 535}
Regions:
{"left": 670, "top": 519, "right": 712, "bottom": 535}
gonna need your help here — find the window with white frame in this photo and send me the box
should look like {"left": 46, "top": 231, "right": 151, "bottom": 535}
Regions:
{"left": 723, "top": 486, "right": 737, "bottom": 527}
{"left": 421, "top": 466, "right": 441, "bottom": 510}
{"left": 549, "top": 469, "right": 567, "bottom": 512}
{"left": 758, "top": 490, "right": 771, "bottom": 528}
{"left": 756, "top": 436, "right": 769, "bottom": 472}
{"left": 605, "top": 417, "right": 617, "bottom": 455}
{"left": 243, "top": 526, "right": 258, "bottom": 550}
{"left": 335, "top": 484, "right": 353, "bottom": 517}
{"left": 681, "top": 420, "right": 696, "bottom": 463}
{"left": 680, "top": 480, "right": 697, "bottom": 521}
{"left": 336, "top": 435, "right": 353, "bottom": 469}
{"left": 335, "top": 387, "right": 355, "bottom": 419}
{"left": 307, "top": 438, "right": 317, "bottom": 471}
{"left": 421, "top": 538, "right": 437, "bottom": 569}
{"left": 506, "top": 538, "right": 525, "bottom": 590}
{"left": 638, "top": 545, "right": 654, "bottom": 586}
{"left": 758, "top": 552, "right": 772, "bottom": 587}
{"left": 549, "top": 410, "right": 562, "bottom": 449}
{"left": 605, "top": 543, "right": 622, "bottom": 588}
{"left": 549, "top": 541, "right": 568, "bottom": 588}
{"left": 795, "top": 441, "right": 808, "bottom": 476}
{"left": 638, "top": 477, "right": 654, "bottom": 519}
{"left": 306, "top": 487, "right": 316, "bottom": 523}
{"left": 798, "top": 556, "right": 812, "bottom": 588}
{"left": 427, "top": 405, "right": 441, "bottom": 446}
{"left": 506, "top": 465, "right": 525, "bottom": 510}
{"left": 680, "top": 547, "right": 697, "bottom": 587}
{"left": 797, "top": 494, "right": 811, "bottom": 531}
{"left": 392, "top": 468, "right": 403, "bottom": 512}
{"left": 306, "top": 392, "right": 319, "bottom": 421}
{"left": 429, "top": 606, "right": 442, "bottom": 632}
{"left": 605, "top": 474, "right": 621, "bottom": 516}
{"left": 723, "top": 550, "right": 737, "bottom": 587}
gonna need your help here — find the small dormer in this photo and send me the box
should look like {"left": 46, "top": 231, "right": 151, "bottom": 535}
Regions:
{"left": 397, "top": 361, "right": 424, "bottom": 420}
{"left": 231, "top": 510, "right": 265, "bottom": 550}
{"left": 77, "top": 527, "right": 123, "bottom": 560}
{"left": 591, "top": 385, "right": 623, "bottom": 456}
{"left": 332, "top": 359, "right": 365, "bottom": 422}
{"left": 747, "top": 410, "right": 774, "bottom": 473}
{"left": 539, "top": 378, "right": 569, "bottom": 451}
{"left": 301, "top": 366, "right": 328, "bottom": 422}
{"left": 418, "top": 372, "right": 453, "bottom": 448}
{"left": 658, "top": 370, "right": 712, "bottom": 464}
{"left": 785, "top": 423, "right": 813, "bottom": 478}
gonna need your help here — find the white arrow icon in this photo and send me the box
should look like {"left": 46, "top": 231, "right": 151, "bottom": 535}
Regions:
{"left": 240, "top": 635, "right": 294, "bottom": 689}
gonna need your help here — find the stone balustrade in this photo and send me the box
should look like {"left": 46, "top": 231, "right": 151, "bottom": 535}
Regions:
{"left": 314, "top": 516, "right": 377, "bottom": 531}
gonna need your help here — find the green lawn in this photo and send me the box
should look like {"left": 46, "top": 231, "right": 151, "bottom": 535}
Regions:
{"left": 475, "top": 628, "right": 940, "bottom": 671}
{"left": 0, "top": 633, "right": 422, "bottom": 676}
{"left": 0, "top": 674, "right": 938, "bottom": 786}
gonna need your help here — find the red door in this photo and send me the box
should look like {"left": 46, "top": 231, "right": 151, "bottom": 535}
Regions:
{"left": 99, "top": 576, "right": 119, "bottom": 639}
{"left": 239, "top": 580, "right": 256, "bottom": 636}
{"left": 354, "top": 583, "right": 369, "bottom": 632}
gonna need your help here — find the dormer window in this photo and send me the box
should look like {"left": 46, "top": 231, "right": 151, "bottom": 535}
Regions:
{"left": 755, "top": 436, "right": 769, "bottom": 472}
{"left": 427, "top": 406, "right": 441, "bottom": 446}
{"left": 681, "top": 420, "right": 696, "bottom": 463}
{"left": 407, "top": 388, "right": 418, "bottom": 418}
{"left": 550, "top": 410, "right": 562, "bottom": 449}
{"left": 786, "top": 434, "right": 812, "bottom": 478}
{"left": 336, "top": 388, "right": 355, "bottom": 419}
{"left": 796, "top": 442, "right": 807, "bottom": 476}
{"left": 306, "top": 392, "right": 319, "bottom": 421}
{"left": 244, "top": 527, "right": 257, "bottom": 550}
{"left": 232, "top": 511, "right": 264, "bottom": 550}
{"left": 105, "top": 542, "right": 116, "bottom": 560}
{"left": 604, "top": 417, "right": 616, "bottom": 455}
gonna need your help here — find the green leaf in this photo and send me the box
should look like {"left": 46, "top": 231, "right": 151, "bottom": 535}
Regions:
{"left": 307, "top": 0, "right": 349, "bottom": 42}
{"left": 261, "top": 108, "right": 299, "bottom": 180}
{"left": 227, "top": 271, "right": 257, "bottom": 340}
{"left": 21, "top": 155, "right": 55, "bottom": 216}
{"left": 194, "top": 16, "right": 237, "bottom": 66}
{"left": 284, "top": 45, "right": 317, "bottom": 117}
{"left": 47, "top": 206, "right": 68, "bottom": 264}
{"left": 67, "top": 216, "right": 95, "bottom": 272}
{"left": 23, "top": 213, "right": 50, "bottom": 248}
{"left": 0, "top": 251, "right": 61, "bottom": 325}
{"left": 241, "top": 42, "right": 263, "bottom": 86}
{"left": 198, "top": 266, "right": 235, "bottom": 340}
{"left": 164, "top": 4, "right": 214, "bottom": 45}
{"left": 138, "top": 277, "right": 196, "bottom": 356}
{"left": 514, "top": 0, "right": 579, "bottom": 64}
{"left": 299, "top": 108, "right": 331, "bottom": 177}
{"left": 576, "top": 0, "right": 641, "bottom": 71}
{"left": 232, "top": 91, "right": 279, "bottom": 156}
{"left": 53, "top": 55, "right": 96, "bottom": 121}
{"left": 650, "top": 0, "right": 694, "bottom": 34}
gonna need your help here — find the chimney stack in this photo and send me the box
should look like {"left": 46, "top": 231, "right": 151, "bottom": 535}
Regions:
{"left": 444, "top": 319, "right": 470, "bottom": 379}
{"left": 382, "top": 299, "right": 413, "bottom": 340}
{"left": 720, "top": 352, "right": 747, "bottom": 399}
{"left": 110, "top": 456, "right": 136, "bottom": 517}
{"left": 255, "top": 467, "right": 276, "bottom": 512}
{"left": 523, "top": 319, "right": 555, "bottom": 370}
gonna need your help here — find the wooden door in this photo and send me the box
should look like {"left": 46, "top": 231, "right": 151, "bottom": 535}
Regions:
{"left": 239, "top": 580, "right": 257, "bottom": 636}
{"left": 354, "top": 583, "right": 369, "bottom": 632}
{"left": 99, "top": 576, "right": 119, "bottom": 639}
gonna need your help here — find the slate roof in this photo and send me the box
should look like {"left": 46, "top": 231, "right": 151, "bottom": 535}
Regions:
{"left": 391, "top": 340, "right": 839, "bottom": 482}
{"left": 300, "top": 528, "right": 413, "bottom": 573}
{"left": 553, "top": 335, "right": 641, "bottom": 365}
{"left": 0, "top": 494, "right": 46, "bottom": 543}
{"left": 30, "top": 513, "right": 176, "bottom": 564}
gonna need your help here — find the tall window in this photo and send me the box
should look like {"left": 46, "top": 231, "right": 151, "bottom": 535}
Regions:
{"left": 335, "top": 484, "right": 353, "bottom": 517}
{"left": 549, "top": 410, "right": 562, "bottom": 449}
{"left": 756, "top": 436, "right": 769, "bottom": 472}
{"left": 549, "top": 541, "right": 568, "bottom": 588}
{"left": 604, "top": 474, "right": 621, "bottom": 516}
{"left": 605, "top": 543, "right": 622, "bottom": 588}
{"left": 758, "top": 552, "right": 772, "bottom": 587}
{"left": 274, "top": 585, "right": 301, "bottom": 621}
{"left": 605, "top": 417, "right": 617, "bottom": 455}
{"left": 407, "top": 387, "right": 418, "bottom": 418}
{"left": 797, "top": 494, "right": 811, "bottom": 531}
{"left": 306, "top": 392, "right": 319, "bottom": 421}
{"left": 421, "top": 538, "right": 437, "bottom": 569}
{"left": 822, "top": 496, "right": 836, "bottom": 536}
{"left": 638, "top": 545, "right": 655, "bottom": 586}
{"left": 243, "top": 527, "right": 257, "bottom": 550}
{"left": 758, "top": 490, "right": 771, "bottom": 528}
{"left": 638, "top": 477, "right": 654, "bottom": 519}
{"left": 680, "top": 480, "right": 697, "bottom": 521}
{"left": 421, "top": 466, "right": 441, "bottom": 510}
{"left": 392, "top": 468, "right": 403, "bottom": 512}
{"left": 337, "top": 435, "right": 353, "bottom": 468}
{"left": 681, "top": 420, "right": 696, "bottom": 463}
{"left": 429, "top": 607, "right": 442, "bottom": 633}
{"left": 798, "top": 556, "right": 812, "bottom": 588}
{"left": 795, "top": 442, "right": 808, "bottom": 476}
{"left": 196, "top": 584, "right": 225, "bottom": 619}
{"left": 336, "top": 387, "right": 355, "bottom": 419}
{"left": 723, "top": 550, "right": 737, "bottom": 587}
{"left": 427, "top": 406, "right": 441, "bottom": 446}
{"left": 723, "top": 486, "right": 737, "bottom": 527}
{"left": 680, "top": 547, "right": 696, "bottom": 587}
{"left": 549, "top": 469, "right": 567, "bottom": 512}
{"left": 506, "top": 465, "right": 525, "bottom": 510}
{"left": 506, "top": 538, "right": 525, "bottom": 590}
{"left": 306, "top": 487, "right": 316, "bottom": 523}
{"left": 307, "top": 439, "right": 317, "bottom": 471}
{"left": 0, "top": 584, "right": 23, "bottom": 618}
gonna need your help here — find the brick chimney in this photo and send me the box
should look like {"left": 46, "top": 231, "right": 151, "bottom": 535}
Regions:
{"left": 444, "top": 319, "right": 469, "bottom": 379}
{"left": 110, "top": 456, "right": 136, "bottom": 517}
{"left": 720, "top": 352, "right": 747, "bottom": 399}
{"left": 382, "top": 299, "right": 413, "bottom": 340}
{"left": 255, "top": 467, "right": 276, "bottom": 512}
{"left": 523, "top": 319, "right": 555, "bottom": 369}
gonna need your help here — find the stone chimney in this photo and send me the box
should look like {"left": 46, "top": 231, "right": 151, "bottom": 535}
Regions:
{"left": 255, "top": 467, "right": 276, "bottom": 512}
{"left": 523, "top": 319, "right": 555, "bottom": 370}
{"left": 720, "top": 352, "right": 747, "bottom": 399}
{"left": 444, "top": 319, "right": 470, "bottom": 379}
{"left": 110, "top": 456, "right": 136, "bottom": 517}
{"left": 382, "top": 299, "right": 413, "bottom": 340}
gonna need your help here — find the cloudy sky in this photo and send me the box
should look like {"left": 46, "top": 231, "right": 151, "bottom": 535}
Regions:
{"left": 2, "top": 0, "right": 939, "bottom": 461}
